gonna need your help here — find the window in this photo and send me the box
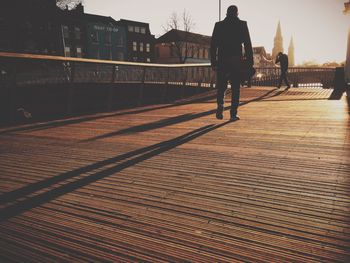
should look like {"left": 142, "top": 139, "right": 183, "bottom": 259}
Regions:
{"left": 74, "top": 27, "right": 81, "bottom": 39}
{"left": 146, "top": 58, "right": 151, "bottom": 62}
{"left": 105, "top": 32, "right": 111, "bottom": 44}
{"left": 134, "top": 26, "right": 140, "bottom": 33}
{"left": 133, "top": 41, "right": 137, "bottom": 51}
{"left": 128, "top": 25, "right": 134, "bottom": 32}
{"left": 76, "top": 47, "right": 82, "bottom": 58}
{"left": 116, "top": 52, "right": 124, "bottom": 61}
{"left": 132, "top": 57, "right": 138, "bottom": 61}
{"left": 91, "top": 31, "right": 99, "bottom": 43}
{"left": 64, "top": 46, "right": 71, "bottom": 57}
{"left": 62, "top": 25, "right": 69, "bottom": 38}
{"left": 146, "top": 43, "right": 150, "bottom": 52}
{"left": 140, "top": 27, "right": 146, "bottom": 34}
{"left": 139, "top": 42, "right": 144, "bottom": 52}
{"left": 116, "top": 35, "right": 124, "bottom": 46}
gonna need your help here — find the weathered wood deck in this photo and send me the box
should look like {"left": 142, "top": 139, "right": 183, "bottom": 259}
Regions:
{"left": 1, "top": 86, "right": 350, "bottom": 262}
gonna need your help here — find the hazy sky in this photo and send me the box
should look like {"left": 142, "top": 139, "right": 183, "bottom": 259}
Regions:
{"left": 84, "top": 0, "right": 349, "bottom": 65}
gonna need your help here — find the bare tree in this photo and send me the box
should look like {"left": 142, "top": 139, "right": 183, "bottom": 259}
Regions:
{"left": 163, "top": 9, "right": 195, "bottom": 63}
{"left": 56, "top": 0, "right": 83, "bottom": 10}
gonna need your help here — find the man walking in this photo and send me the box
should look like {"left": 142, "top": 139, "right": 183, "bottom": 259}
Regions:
{"left": 275, "top": 52, "right": 290, "bottom": 89}
{"left": 211, "top": 5, "right": 254, "bottom": 121}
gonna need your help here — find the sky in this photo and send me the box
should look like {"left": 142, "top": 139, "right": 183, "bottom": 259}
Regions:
{"left": 84, "top": 0, "right": 349, "bottom": 65}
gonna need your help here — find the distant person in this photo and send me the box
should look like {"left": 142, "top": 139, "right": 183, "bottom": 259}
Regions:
{"left": 211, "top": 5, "right": 254, "bottom": 121}
{"left": 275, "top": 52, "right": 290, "bottom": 89}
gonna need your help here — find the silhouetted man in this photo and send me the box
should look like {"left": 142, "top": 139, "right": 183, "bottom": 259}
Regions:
{"left": 275, "top": 52, "right": 290, "bottom": 89}
{"left": 211, "top": 5, "right": 253, "bottom": 121}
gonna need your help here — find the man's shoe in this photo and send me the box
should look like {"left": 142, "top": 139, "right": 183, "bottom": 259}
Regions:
{"left": 216, "top": 109, "right": 223, "bottom": 120}
{"left": 230, "top": 115, "right": 240, "bottom": 121}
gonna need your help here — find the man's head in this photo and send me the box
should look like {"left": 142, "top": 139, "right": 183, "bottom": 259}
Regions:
{"left": 227, "top": 5, "right": 238, "bottom": 17}
{"left": 277, "top": 52, "right": 283, "bottom": 57}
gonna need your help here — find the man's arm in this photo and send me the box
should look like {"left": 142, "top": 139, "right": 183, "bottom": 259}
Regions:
{"left": 242, "top": 21, "right": 253, "bottom": 66}
{"left": 275, "top": 56, "right": 280, "bottom": 64}
{"left": 210, "top": 23, "right": 219, "bottom": 70}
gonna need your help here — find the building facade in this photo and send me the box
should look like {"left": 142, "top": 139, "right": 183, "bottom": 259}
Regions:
{"left": 59, "top": 5, "right": 87, "bottom": 58}
{"left": 116, "top": 19, "right": 155, "bottom": 63}
{"left": 252, "top": 47, "right": 274, "bottom": 67}
{"left": 155, "top": 29, "right": 211, "bottom": 64}
{"left": 85, "top": 14, "right": 126, "bottom": 61}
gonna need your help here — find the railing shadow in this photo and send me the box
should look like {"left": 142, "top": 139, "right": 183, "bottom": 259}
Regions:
{"left": 0, "top": 121, "right": 230, "bottom": 221}
{"left": 0, "top": 90, "right": 217, "bottom": 135}
{"left": 83, "top": 88, "right": 280, "bottom": 142}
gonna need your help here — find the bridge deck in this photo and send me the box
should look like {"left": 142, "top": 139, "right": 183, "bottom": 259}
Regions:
{"left": 1, "top": 86, "right": 350, "bottom": 262}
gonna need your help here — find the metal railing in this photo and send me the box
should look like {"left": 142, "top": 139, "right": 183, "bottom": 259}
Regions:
{"left": 0, "top": 52, "right": 338, "bottom": 124}
{"left": 0, "top": 52, "right": 336, "bottom": 88}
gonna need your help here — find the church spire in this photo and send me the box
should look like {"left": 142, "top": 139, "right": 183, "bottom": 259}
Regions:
{"left": 288, "top": 36, "right": 295, "bottom": 66}
{"left": 272, "top": 21, "right": 284, "bottom": 60}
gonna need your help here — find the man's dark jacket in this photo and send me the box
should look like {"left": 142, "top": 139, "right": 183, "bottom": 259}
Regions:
{"left": 275, "top": 54, "right": 289, "bottom": 71}
{"left": 210, "top": 16, "right": 253, "bottom": 70}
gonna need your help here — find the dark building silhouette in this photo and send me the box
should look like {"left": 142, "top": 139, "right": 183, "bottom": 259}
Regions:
{"left": 0, "top": 0, "right": 127, "bottom": 61}
{"left": 58, "top": 4, "right": 87, "bottom": 58}
{"left": 0, "top": 0, "right": 62, "bottom": 55}
{"left": 116, "top": 19, "right": 155, "bottom": 63}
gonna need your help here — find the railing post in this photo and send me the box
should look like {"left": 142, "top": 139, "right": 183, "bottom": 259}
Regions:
{"left": 161, "top": 67, "right": 170, "bottom": 103}
{"left": 181, "top": 67, "right": 188, "bottom": 98}
{"left": 138, "top": 66, "right": 146, "bottom": 106}
{"left": 1, "top": 58, "right": 17, "bottom": 124}
{"left": 330, "top": 67, "right": 346, "bottom": 100}
{"left": 66, "top": 61, "right": 75, "bottom": 115}
{"left": 107, "top": 65, "right": 117, "bottom": 111}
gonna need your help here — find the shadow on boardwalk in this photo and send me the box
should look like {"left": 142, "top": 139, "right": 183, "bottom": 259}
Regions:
{"left": 0, "top": 121, "right": 231, "bottom": 221}
{"left": 0, "top": 91, "right": 217, "bottom": 134}
{"left": 83, "top": 88, "right": 280, "bottom": 142}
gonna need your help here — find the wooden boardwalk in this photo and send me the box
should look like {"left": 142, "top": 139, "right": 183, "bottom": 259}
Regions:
{"left": 1, "top": 86, "right": 350, "bottom": 262}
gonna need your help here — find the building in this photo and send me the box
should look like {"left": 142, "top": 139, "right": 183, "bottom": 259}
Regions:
{"left": 252, "top": 47, "right": 274, "bottom": 67}
{"left": 288, "top": 37, "right": 295, "bottom": 67}
{"left": 116, "top": 19, "right": 155, "bottom": 63}
{"left": 272, "top": 21, "right": 284, "bottom": 61}
{"left": 155, "top": 29, "right": 211, "bottom": 64}
{"left": 84, "top": 14, "right": 126, "bottom": 61}
{"left": 0, "top": 0, "right": 62, "bottom": 55}
{"left": 58, "top": 4, "right": 87, "bottom": 58}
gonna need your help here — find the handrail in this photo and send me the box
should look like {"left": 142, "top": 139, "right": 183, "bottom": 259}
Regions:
{"left": 0, "top": 52, "right": 211, "bottom": 68}
{"left": 0, "top": 51, "right": 336, "bottom": 90}
{"left": 0, "top": 52, "right": 336, "bottom": 70}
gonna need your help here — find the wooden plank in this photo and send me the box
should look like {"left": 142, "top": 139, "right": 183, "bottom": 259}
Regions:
{"left": 1, "top": 86, "right": 350, "bottom": 262}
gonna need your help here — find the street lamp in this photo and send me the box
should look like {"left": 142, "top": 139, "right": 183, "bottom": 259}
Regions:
{"left": 219, "top": 0, "right": 221, "bottom": 21}
{"left": 344, "top": 1, "right": 350, "bottom": 83}
{"left": 344, "top": 1, "right": 350, "bottom": 14}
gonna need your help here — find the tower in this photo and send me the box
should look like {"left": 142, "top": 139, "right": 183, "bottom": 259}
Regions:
{"left": 272, "top": 21, "right": 284, "bottom": 61}
{"left": 288, "top": 36, "right": 295, "bottom": 67}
